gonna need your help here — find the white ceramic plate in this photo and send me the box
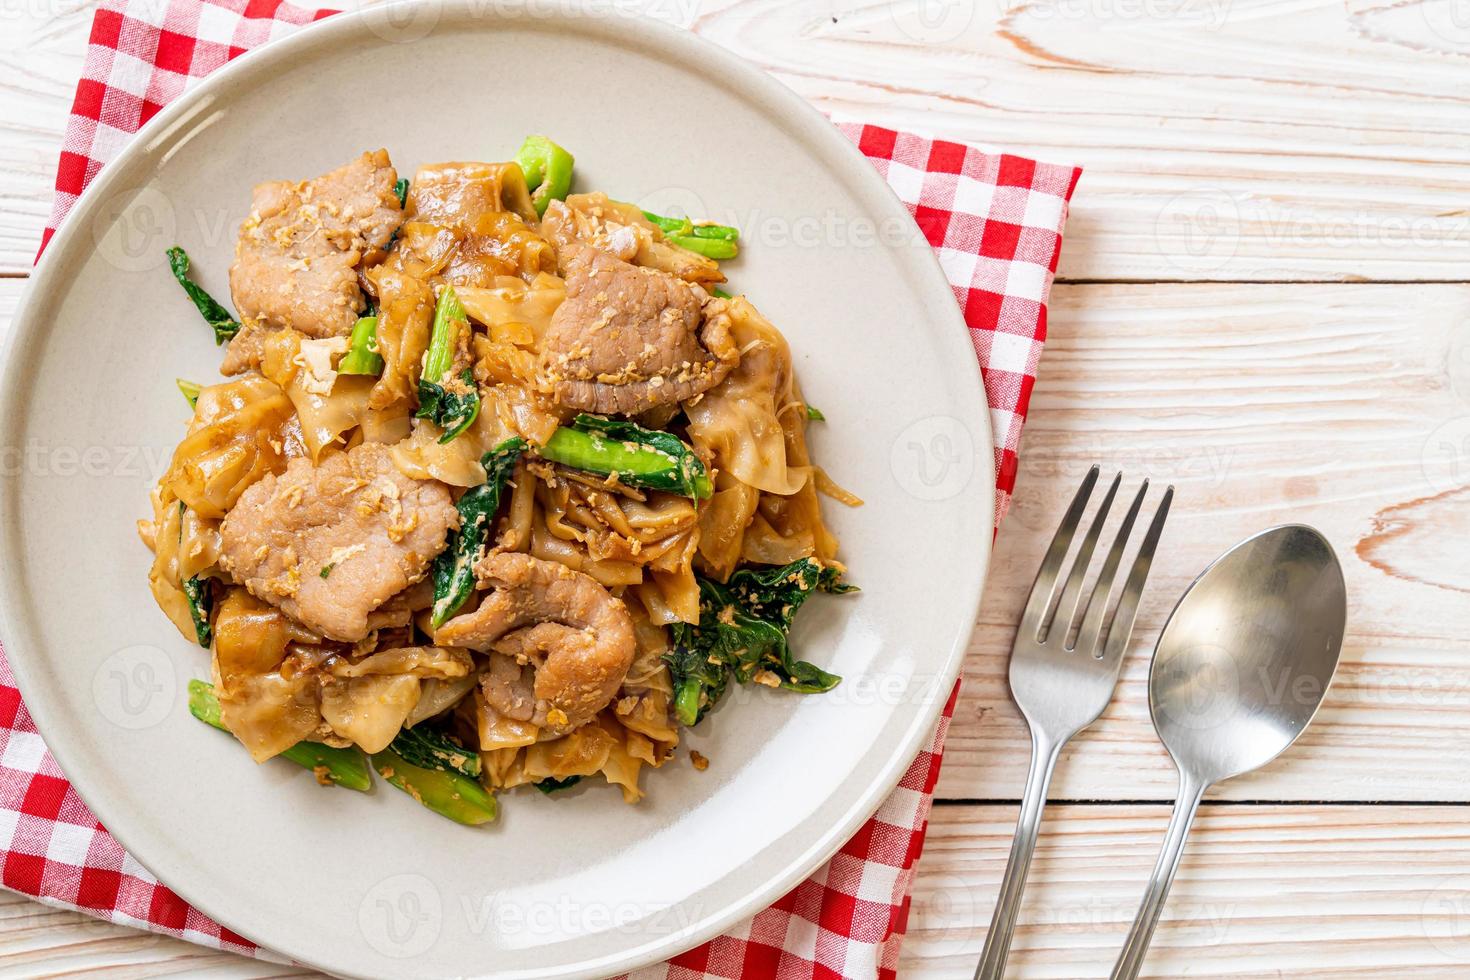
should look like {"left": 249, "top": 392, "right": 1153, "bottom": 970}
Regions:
{"left": 0, "top": 5, "right": 993, "bottom": 977}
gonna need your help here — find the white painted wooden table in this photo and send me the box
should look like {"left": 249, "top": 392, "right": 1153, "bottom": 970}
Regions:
{"left": 3, "top": 1, "right": 1470, "bottom": 976}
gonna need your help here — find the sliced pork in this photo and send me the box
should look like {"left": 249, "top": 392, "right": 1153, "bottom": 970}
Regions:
{"left": 539, "top": 242, "right": 737, "bottom": 414}
{"left": 436, "top": 553, "right": 636, "bottom": 736}
{"left": 229, "top": 150, "right": 402, "bottom": 339}
{"left": 219, "top": 442, "right": 456, "bottom": 642}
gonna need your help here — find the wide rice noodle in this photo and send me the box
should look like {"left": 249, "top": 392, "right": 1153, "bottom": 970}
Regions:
{"left": 140, "top": 156, "right": 858, "bottom": 808}
{"left": 685, "top": 298, "right": 810, "bottom": 497}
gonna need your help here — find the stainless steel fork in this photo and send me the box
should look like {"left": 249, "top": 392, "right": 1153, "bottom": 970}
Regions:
{"left": 975, "top": 466, "right": 1172, "bottom": 980}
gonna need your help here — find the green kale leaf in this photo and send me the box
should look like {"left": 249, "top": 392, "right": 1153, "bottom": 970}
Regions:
{"left": 165, "top": 246, "right": 240, "bottom": 344}
{"left": 665, "top": 558, "right": 855, "bottom": 726}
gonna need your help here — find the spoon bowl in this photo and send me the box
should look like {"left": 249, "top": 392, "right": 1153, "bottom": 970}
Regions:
{"left": 1111, "top": 524, "right": 1346, "bottom": 980}
{"left": 1151, "top": 524, "right": 1347, "bottom": 784}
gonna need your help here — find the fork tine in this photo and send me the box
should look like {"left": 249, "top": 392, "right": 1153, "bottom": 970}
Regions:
{"left": 1099, "top": 485, "right": 1174, "bottom": 663}
{"left": 1019, "top": 465, "right": 1100, "bottom": 641}
{"left": 1052, "top": 471, "right": 1121, "bottom": 647}
{"left": 1076, "top": 479, "right": 1149, "bottom": 657}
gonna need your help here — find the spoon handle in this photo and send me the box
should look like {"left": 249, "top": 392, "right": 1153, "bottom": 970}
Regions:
{"left": 974, "top": 729, "right": 1064, "bottom": 980}
{"left": 1110, "top": 770, "right": 1207, "bottom": 980}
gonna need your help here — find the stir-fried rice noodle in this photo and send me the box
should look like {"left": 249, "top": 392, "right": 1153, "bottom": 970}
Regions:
{"left": 140, "top": 142, "right": 860, "bottom": 816}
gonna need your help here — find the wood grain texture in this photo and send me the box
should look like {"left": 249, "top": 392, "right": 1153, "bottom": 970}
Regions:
{"left": 939, "top": 281, "right": 1470, "bottom": 802}
{"left": 898, "top": 803, "right": 1470, "bottom": 978}
{"left": 3, "top": 0, "right": 1469, "bottom": 279}
{"left": 5, "top": 805, "right": 1470, "bottom": 977}
{"left": 698, "top": 0, "right": 1470, "bottom": 282}
{"left": 0, "top": 0, "right": 94, "bottom": 273}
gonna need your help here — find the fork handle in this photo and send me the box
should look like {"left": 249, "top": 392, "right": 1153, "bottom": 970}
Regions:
{"left": 974, "top": 729, "right": 1064, "bottom": 980}
{"left": 1109, "top": 770, "right": 1207, "bottom": 980}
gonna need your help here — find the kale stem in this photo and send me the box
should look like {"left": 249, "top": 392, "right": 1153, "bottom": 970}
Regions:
{"left": 666, "top": 235, "right": 738, "bottom": 260}
{"left": 338, "top": 315, "right": 384, "bottom": 376}
{"left": 372, "top": 747, "right": 498, "bottom": 825}
{"left": 538, "top": 416, "right": 711, "bottom": 500}
{"left": 416, "top": 286, "right": 480, "bottom": 443}
{"left": 673, "top": 677, "right": 703, "bottom": 728}
{"left": 515, "top": 136, "right": 575, "bottom": 218}
{"left": 423, "top": 287, "right": 465, "bottom": 385}
{"left": 641, "top": 208, "right": 739, "bottom": 242}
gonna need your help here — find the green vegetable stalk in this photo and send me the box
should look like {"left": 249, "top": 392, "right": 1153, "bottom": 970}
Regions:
{"left": 641, "top": 208, "right": 740, "bottom": 259}
{"left": 416, "top": 286, "right": 480, "bottom": 444}
{"left": 806, "top": 404, "right": 825, "bottom": 422}
{"left": 538, "top": 415, "right": 711, "bottom": 500}
{"left": 515, "top": 136, "right": 575, "bottom": 218}
{"left": 665, "top": 558, "right": 856, "bottom": 726}
{"left": 338, "top": 315, "right": 384, "bottom": 376}
{"left": 165, "top": 246, "right": 240, "bottom": 344}
{"left": 372, "top": 746, "right": 498, "bottom": 826}
{"left": 187, "top": 680, "right": 372, "bottom": 791}
{"left": 666, "top": 235, "right": 738, "bottom": 260}
{"left": 641, "top": 208, "right": 740, "bottom": 242}
{"left": 430, "top": 438, "right": 527, "bottom": 628}
{"left": 422, "top": 288, "right": 463, "bottom": 383}
{"left": 176, "top": 378, "right": 202, "bottom": 408}
{"left": 641, "top": 210, "right": 692, "bottom": 236}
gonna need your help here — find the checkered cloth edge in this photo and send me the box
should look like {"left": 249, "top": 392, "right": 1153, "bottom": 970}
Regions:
{"left": 17, "top": 1, "right": 1080, "bottom": 975}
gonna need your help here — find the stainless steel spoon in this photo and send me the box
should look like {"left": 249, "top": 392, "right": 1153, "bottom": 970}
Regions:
{"left": 1110, "top": 524, "right": 1346, "bottom": 980}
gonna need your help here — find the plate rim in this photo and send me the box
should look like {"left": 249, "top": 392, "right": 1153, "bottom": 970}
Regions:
{"left": 0, "top": 3, "right": 995, "bottom": 976}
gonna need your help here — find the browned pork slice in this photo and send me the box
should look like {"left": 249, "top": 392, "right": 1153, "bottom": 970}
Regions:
{"left": 219, "top": 442, "right": 456, "bottom": 642}
{"left": 436, "top": 553, "right": 636, "bottom": 736}
{"left": 539, "top": 242, "right": 738, "bottom": 415}
{"left": 229, "top": 150, "right": 402, "bottom": 339}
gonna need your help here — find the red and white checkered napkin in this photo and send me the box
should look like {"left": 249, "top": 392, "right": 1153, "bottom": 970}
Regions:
{"left": 14, "top": 0, "right": 1080, "bottom": 974}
